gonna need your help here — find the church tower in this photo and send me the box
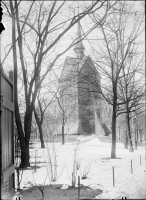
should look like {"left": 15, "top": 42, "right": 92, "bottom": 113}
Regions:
{"left": 74, "top": 20, "right": 85, "bottom": 59}
{"left": 59, "top": 18, "right": 107, "bottom": 136}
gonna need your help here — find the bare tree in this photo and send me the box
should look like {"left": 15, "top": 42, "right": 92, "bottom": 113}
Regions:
{"left": 132, "top": 101, "right": 145, "bottom": 148}
{"left": 87, "top": 1, "right": 144, "bottom": 157}
{"left": 56, "top": 87, "right": 78, "bottom": 145}
{"left": 44, "top": 103, "right": 61, "bottom": 137}
{"left": 5, "top": 0, "right": 110, "bottom": 167}
{"left": 34, "top": 88, "right": 56, "bottom": 148}
{"left": 117, "top": 57, "right": 144, "bottom": 151}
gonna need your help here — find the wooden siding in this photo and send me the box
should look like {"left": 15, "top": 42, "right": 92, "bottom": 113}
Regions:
{"left": 1, "top": 71, "right": 15, "bottom": 199}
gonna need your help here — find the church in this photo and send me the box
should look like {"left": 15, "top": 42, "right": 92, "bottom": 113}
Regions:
{"left": 59, "top": 20, "right": 109, "bottom": 136}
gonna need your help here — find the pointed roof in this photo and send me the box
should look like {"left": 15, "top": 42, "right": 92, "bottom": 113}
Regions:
{"left": 59, "top": 56, "right": 78, "bottom": 82}
{"left": 74, "top": 20, "right": 85, "bottom": 58}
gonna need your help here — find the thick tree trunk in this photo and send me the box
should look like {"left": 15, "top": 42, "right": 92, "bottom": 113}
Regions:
{"left": 15, "top": 103, "right": 29, "bottom": 168}
{"left": 10, "top": 1, "right": 31, "bottom": 168}
{"left": 20, "top": 146, "right": 30, "bottom": 168}
{"left": 20, "top": 107, "right": 33, "bottom": 167}
{"left": 19, "top": 115, "right": 32, "bottom": 167}
{"left": 24, "top": 107, "right": 32, "bottom": 144}
{"left": 15, "top": 101, "right": 32, "bottom": 168}
{"left": 39, "top": 126, "right": 45, "bottom": 148}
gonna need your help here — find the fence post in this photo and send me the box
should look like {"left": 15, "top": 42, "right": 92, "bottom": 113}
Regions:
{"left": 131, "top": 159, "right": 133, "bottom": 173}
{"left": 113, "top": 166, "right": 115, "bottom": 187}
{"left": 78, "top": 176, "right": 80, "bottom": 200}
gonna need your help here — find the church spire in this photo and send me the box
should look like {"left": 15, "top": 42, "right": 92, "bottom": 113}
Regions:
{"left": 74, "top": 14, "right": 85, "bottom": 59}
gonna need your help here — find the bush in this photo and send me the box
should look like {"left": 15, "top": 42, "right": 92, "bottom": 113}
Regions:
{"left": 80, "top": 158, "right": 92, "bottom": 179}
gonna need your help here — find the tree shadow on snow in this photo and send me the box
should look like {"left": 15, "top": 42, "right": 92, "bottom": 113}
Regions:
{"left": 101, "top": 157, "right": 122, "bottom": 160}
{"left": 20, "top": 184, "right": 103, "bottom": 200}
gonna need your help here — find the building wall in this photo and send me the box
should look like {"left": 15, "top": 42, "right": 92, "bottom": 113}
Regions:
{"left": 59, "top": 56, "right": 102, "bottom": 135}
{"left": 59, "top": 70, "right": 81, "bottom": 134}
{"left": 77, "top": 57, "right": 100, "bottom": 134}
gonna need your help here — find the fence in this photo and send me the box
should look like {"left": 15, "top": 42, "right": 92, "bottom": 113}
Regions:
{"left": 1, "top": 70, "right": 15, "bottom": 199}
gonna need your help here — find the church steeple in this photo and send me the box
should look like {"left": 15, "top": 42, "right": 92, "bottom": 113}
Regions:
{"left": 74, "top": 19, "right": 85, "bottom": 59}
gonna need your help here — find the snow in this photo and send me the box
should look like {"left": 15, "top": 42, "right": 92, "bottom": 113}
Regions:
{"left": 14, "top": 135, "right": 146, "bottom": 200}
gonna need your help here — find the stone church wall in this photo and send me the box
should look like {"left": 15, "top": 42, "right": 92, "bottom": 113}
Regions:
{"left": 59, "top": 56, "right": 104, "bottom": 135}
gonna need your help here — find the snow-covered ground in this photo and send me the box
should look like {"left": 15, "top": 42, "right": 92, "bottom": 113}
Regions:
{"left": 14, "top": 135, "right": 146, "bottom": 200}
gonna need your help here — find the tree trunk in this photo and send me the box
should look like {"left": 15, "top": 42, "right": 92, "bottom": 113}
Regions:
{"left": 24, "top": 106, "right": 32, "bottom": 143}
{"left": 126, "top": 113, "right": 134, "bottom": 152}
{"left": 20, "top": 107, "right": 33, "bottom": 167}
{"left": 39, "top": 125, "right": 45, "bottom": 148}
{"left": 139, "top": 129, "right": 143, "bottom": 143}
{"left": 62, "top": 115, "right": 65, "bottom": 145}
{"left": 15, "top": 106, "right": 30, "bottom": 168}
{"left": 134, "top": 141, "right": 137, "bottom": 150}
{"left": 62, "top": 125, "right": 65, "bottom": 145}
{"left": 10, "top": 1, "right": 31, "bottom": 168}
{"left": 134, "top": 126, "right": 138, "bottom": 150}
{"left": 20, "top": 108, "right": 32, "bottom": 167}
{"left": 34, "top": 108, "right": 45, "bottom": 148}
{"left": 111, "top": 103, "right": 117, "bottom": 158}
{"left": 41, "top": 193, "right": 44, "bottom": 200}
{"left": 123, "top": 131, "right": 128, "bottom": 149}
{"left": 118, "top": 127, "right": 120, "bottom": 140}
{"left": 20, "top": 146, "right": 30, "bottom": 168}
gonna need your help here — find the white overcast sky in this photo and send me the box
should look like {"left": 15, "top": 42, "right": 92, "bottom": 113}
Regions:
{"left": 1, "top": 1, "right": 145, "bottom": 83}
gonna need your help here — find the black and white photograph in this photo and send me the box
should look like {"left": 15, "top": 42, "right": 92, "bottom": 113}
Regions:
{"left": 0, "top": 1, "right": 145, "bottom": 199}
